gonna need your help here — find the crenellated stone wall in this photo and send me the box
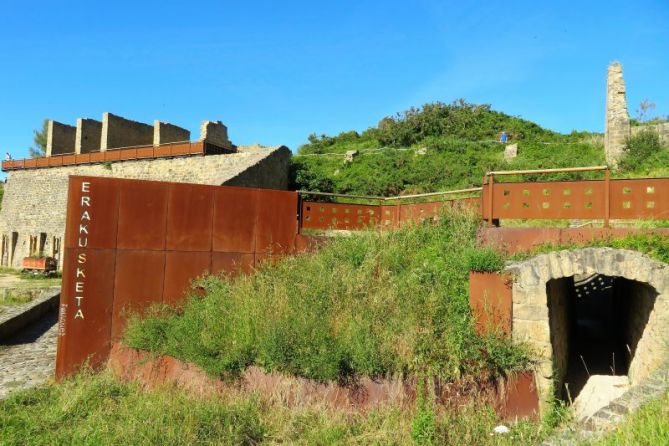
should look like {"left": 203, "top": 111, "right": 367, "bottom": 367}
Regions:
{"left": 0, "top": 146, "right": 291, "bottom": 269}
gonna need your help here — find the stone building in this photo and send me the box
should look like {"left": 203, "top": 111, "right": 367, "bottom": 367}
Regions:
{"left": 605, "top": 62, "right": 669, "bottom": 166}
{"left": 0, "top": 113, "right": 291, "bottom": 269}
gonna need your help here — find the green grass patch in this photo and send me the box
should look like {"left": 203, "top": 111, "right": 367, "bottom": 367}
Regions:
{"left": 0, "top": 293, "right": 33, "bottom": 306}
{"left": 510, "top": 233, "right": 669, "bottom": 265}
{"left": 586, "top": 390, "right": 669, "bottom": 445}
{"left": 125, "top": 209, "right": 530, "bottom": 383}
{"left": 0, "top": 370, "right": 551, "bottom": 445}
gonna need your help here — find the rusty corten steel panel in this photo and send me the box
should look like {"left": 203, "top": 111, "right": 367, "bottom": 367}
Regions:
{"left": 36, "top": 157, "right": 49, "bottom": 167}
{"left": 90, "top": 152, "right": 105, "bottom": 163}
{"left": 75, "top": 154, "right": 90, "bottom": 164}
{"left": 501, "top": 371, "right": 539, "bottom": 421}
{"left": 211, "top": 252, "right": 255, "bottom": 276}
{"left": 483, "top": 180, "right": 606, "bottom": 220}
{"left": 469, "top": 272, "right": 512, "bottom": 336}
{"left": 610, "top": 178, "right": 669, "bottom": 220}
{"left": 117, "top": 180, "right": 169, "bottom": 250}
{"left": 64, "top": 176, "right": 120, "bottom": 250}
{"left": 172, "top": 143, "right": 193, "bottom": 155}
{"left": 61, "top": 155, "right": 75, "bottom": 165}
{"left": 56, "top": 248, "right": 117, "bottom": 380}
{"left": 166, "top": 183, "right": 215, "bottom": 251}
{"left": 104, "top": 150, "right": 121, "bottom": 161}
{"left": 301, "top": 201, "right": 380, "bottom": 230}
{"left": 163, "top": 252, "right": 211, "bottom": 305}
{"left": 111, "top": 250, "right": 166, "bottom": 340}
{"left": 255, "top": 189, "right": 298, "bottom": 254}
{"left": 137, "top": 147, "right": 154, "bottom": 158}
{"left": 213, "top": 187, "right": 258, "bottom": 253}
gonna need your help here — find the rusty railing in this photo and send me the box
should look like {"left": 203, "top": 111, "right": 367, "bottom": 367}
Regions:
{"left": 0, "top": 141, "right": 234, "bottom": 172}
{"left": 298, "top": 188, "right": 482, "bottom": 231}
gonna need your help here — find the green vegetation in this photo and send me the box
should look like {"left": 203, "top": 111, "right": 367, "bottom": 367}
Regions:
{"left": 511, "top": 232, "right": 669, "bottom": 265}
{"left": 291, "top": 100, "right": 669, "bottom": 197}
{"left": 619, "top": 129, "right": 669, "bottom": 177}
{"left": 0, "top": 370, "right": 550, "bottom": 446}
{"left": 588, "top": 391, "right": 669, "bottom": 445}
{"left": 29, "top": 119, "right": 48, "bottom": 158}
{"left": 126, "top": 209, "right": 528, "bottom": 383}
{"left": 0, "top": 293, "right": 33, "bottom": 306}
{"left": 465, "top": 247, "right": 505, "bottom": 273}
{"left": 291, "top": 100, "right": 607, "bottom": 196}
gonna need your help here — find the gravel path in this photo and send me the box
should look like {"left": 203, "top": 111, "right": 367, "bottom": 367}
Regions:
{"left": 0, "top": 310, "right": 57, "bottom": 400}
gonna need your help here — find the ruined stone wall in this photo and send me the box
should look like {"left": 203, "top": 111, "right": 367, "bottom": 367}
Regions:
{"left": 605, "top": 62, "right": 630, "bottom": 166}
{"left": 153, "top": 121, "right": 191, "bottom": 146}
{"left": 200, "top": 121, "right": 233, "bottom": 150}
{"left": 75, "top": 118, "right": 102, "bottom": 154}
{"left": 0, "top": 146, "right": 291, "bottom": 269}
{"left": 631, "top": 122, "right": 669, "bottom": 147}
{"left": 46, "top": 121, "right": 76, "bottom": 156}
{"left": 100, "top": 112, "right": 153, "bottom": 150}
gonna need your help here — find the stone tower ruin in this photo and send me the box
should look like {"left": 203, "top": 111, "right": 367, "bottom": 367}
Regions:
{"left": 604, "top": 62, "right": 630, "bottom": 166}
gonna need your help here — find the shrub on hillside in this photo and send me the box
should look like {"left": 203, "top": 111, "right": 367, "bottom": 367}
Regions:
{"left": 621, "top": 129, "right": 662, "bottom": 170}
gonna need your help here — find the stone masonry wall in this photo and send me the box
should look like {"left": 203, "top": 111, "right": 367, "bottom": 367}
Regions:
{"left": 153, "top": 120, "right": 191, "bottom": 146}
{"left": 75, "top": 118, "right": 103, "bottom": 154}
{"left": 100, "top": 112, "right": 154, "bottom": 151}
{"left": 506, "top": 248, "right": 669, "bottom": 415}
{"left": 200, "top": 121, "right": 233, "bottom": 150}
{"left": 0, "top": 146, "right": 291, "bottom": 269}
{"left": 631, "top": 122, "right": 669, "bottom": 146}
{"left": 46, "top": 121, "right": 76, "bottom": 156}
{"left": 605, "top": 62, "right": 630, "bottom": 166}
{"left": 546, "top": 277, "right": 573, "bottom": 399}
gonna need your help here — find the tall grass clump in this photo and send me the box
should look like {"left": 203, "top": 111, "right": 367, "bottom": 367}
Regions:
{"left": 0, "top": 370, "right": 549, "bottom": 445}
{"left": 125, "top": 208, "right": 530, "bottom": 383}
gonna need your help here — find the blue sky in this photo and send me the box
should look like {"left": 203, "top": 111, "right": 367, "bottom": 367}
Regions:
{"left": 1, "top": 0, "right": 668, "bottom": 158}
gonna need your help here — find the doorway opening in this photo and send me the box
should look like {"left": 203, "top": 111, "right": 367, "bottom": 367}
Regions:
{"left": 547, "top": 274, "right": 657, "bottom": 402}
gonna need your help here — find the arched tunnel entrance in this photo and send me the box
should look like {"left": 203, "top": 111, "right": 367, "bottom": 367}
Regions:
{"left": 547, "top": 274, "right": 658, "bottom": 402}
{"left": 507, "top": 248, "right": 668, "bottom": 416}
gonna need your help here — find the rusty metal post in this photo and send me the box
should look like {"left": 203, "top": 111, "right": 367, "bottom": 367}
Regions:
{"left": 487, "top": 174, "right": 495, "bottom": 227}
{"left": 297, "top": 192, "right": 303, "bottom": 235}
{"left": 604, "top": 168, "right": 611, "bottom": 228}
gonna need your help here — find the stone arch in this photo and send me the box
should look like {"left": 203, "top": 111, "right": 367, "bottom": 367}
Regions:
{"left": 505, "top": 248, "right": 669, "bottom": 412}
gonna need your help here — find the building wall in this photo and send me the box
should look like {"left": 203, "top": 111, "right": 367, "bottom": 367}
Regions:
{"left": 0, "top": 146, "right": 291, "bottom": 269}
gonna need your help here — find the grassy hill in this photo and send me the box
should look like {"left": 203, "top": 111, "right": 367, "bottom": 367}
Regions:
{"left": 290, "top": 100, "right": 669, "bottom": 196}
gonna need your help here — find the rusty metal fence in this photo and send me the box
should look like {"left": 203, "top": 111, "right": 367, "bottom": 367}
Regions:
{"left": 1, "top": 141, "right": 233, "bottom": 172}
{"left": 299, "top": 188, "right": 482, "bottom": 231}
{"left": 481, "top": 167, "right": 669, "bottom": 226}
